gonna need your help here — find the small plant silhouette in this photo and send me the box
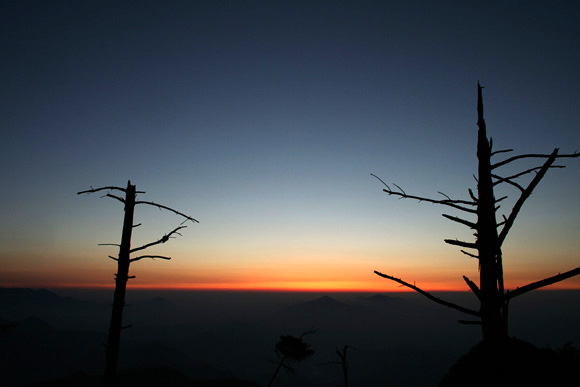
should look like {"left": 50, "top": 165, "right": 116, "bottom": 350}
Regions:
{"left": 267, "top": 329, "right": 316, "bottom": 386}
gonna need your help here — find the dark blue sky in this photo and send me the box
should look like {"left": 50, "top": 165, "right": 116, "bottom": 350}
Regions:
{"left": 1, "top": 1, "right": 579, "bottom": 290}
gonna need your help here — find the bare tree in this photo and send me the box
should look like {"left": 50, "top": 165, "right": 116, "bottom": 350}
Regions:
{"left": 78, "top": 180, "right": 198, "bottom": 387}
{"left": 318, "top": 345, "right": 354, "bottom": 387}
{"left": 372, "top": 83, "right": 579, "bottom": 344}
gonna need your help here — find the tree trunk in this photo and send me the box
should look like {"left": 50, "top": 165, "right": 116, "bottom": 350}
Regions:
{"left": 267, "top": 356, "right": 286, "bottom": 387}
{"left": 103, "top": 181, "right": 136, "bottom": 387}
{"left": 476, "top": 84, "right": 507, "bottom": 343}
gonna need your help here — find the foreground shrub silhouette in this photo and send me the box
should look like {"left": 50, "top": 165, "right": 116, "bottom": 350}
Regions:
{"left": 267, "top": 330, "right": 316, "bottom": 387}
{"left": 373, "top": 83, "right": 579, "bottom": 344}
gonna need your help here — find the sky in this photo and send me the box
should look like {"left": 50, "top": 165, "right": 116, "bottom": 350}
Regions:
{"left": 1, "top": 1, "right": 579, "bottom": 292}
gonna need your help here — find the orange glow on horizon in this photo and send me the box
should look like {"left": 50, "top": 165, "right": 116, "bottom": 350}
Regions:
{"left": 9, "top": 279, "right": 580, "bottom": 293}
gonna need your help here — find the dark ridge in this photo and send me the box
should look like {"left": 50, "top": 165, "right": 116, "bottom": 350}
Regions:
{"left": 440, "top": 338, "right": 580, "bottom": 386}
{"left": 16, "top": 316, "right": 55, "bottom": 332}
{"left": 356, "top": 293, "right": 401, "bottom": 303}
{"left": 22, "top": 367, "right": 262, "bottom": 387}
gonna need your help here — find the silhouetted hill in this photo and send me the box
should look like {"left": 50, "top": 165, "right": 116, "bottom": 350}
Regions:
{"left": 22, "top": 366, "right": 262, "bottom": 387}
{"left": 269, "top": 295, "right": 375, "bottom": 331}
{"left": 440, "top": 338, "right": 580, "bottom": 386}
{"left": 0, "top": 315, "right": 106, "bottom": 386}
{"left": 0, "top": 314, "right": 243, "bottom": 386}
{"left": 0, "top": 287, "right": 109, "bottom": 331}
{"left": 283, "top": 295, "right": 350, "bottom": 314}
{"left": 3, "top": 289, "right": 578, "bottom": 386}
{"left": 16, "top": 315, "right": 56, "bottom": 332}
{"left": 356, "top": 293, "right": 402, "bottom": 303}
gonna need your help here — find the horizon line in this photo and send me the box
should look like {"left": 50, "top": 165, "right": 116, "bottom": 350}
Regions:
{"left": 3, "top": 284, "right": 580, "bottom": 293}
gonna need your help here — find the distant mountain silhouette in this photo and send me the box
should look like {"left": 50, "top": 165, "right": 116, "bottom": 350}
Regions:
{"left": 16, "top": 316, "right": 56, "bottom": 332}
{"left": 0, "top": 313, "right": 254, "bottom": 387}
{"left": 356, "top": 293, "right": 402, "bottom": 303}
{"left": 0, "top": 315, "right": 106, "bottom": 386}
{"left": 267, "top": 295, "right": 377, "bottom": 332}
{"left": 0, "top": 287, "right": 109, "bottom": 331}
{"left": 283, "top": 295, "right": 350, "bottom": 313}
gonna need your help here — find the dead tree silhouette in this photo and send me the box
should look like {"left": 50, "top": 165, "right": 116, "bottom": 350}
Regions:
{"left": 78, "top": 180, "right": 198, "bottom": 387}
{"left": 318, "top": 345, "right": 353, "bottom": 387}
{"left": 372, "top": 83, "right": 579, "bottom": 344}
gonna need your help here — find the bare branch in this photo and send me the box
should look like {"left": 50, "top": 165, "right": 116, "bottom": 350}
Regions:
{"left": 468, "top": 189, "right": 478, "bottom": 202}
{"left": 130, "top": 255, "right": 172, "bottom": 263}
{"left": 99, "top": 243, "right": 120, "bottom": 247}
{"left": 77, "top": 186, "right": 126, "bottom": 195}
{"left": 108, "top": 256, "right": 118, "bottom": 261}
{"left": 442, "top": 213, "right": 477, "bottom": 229}
{"left": 381, "top": 188, "right": 478, "bottom": 213}
{"left": 370, "top": 173, "right": 392, "bottom": 191}
{"left": 491, "top": 148, "right": 513, "bottom": 156}
{"left": 460, "top": 250, "right": 479, "bottom": 259}
{"left": 133, "top": 223, "right": 142, "bottom": 228}
{"left": 130, "top": 226, "right": 186, "bottom": 254}
{"left": 495, "top": 196, "right": 507, "bottom": 203}
{"left": 438, "top": 191, "right": 452, "bottom": 201}
{"left": 373, "top": 271, "right": 480, "bottom": 316}
{"left": 463, "top": 275, "right": 481, "bottom": 300}
{"left": 498, "top": 149, "right": 558, "bottom": 246}
{"left": 299, "top": 328, "right": 318, "bottom": 339}
{"left": 444, "top": 239, "right": 478, "bottom": 249}
{"left": 491, "top": 149, "right": 578, "bottom": 170}
{"left": 135, "top": 200, "right": 199, "bottom": 224}
{"left": 492, "top": 174, "right": 525, "bottom": 191}
{"left": 105, "top": 193, "right": 126, "bottom": 204}
{"left": 504, "top": 266, "right": 580, "bottom": 301}
{"left": 393, "top": 183, "right": 406, "bottom": 196}
{"left": 496, "top": 214, "right": 508, "bottom": 227}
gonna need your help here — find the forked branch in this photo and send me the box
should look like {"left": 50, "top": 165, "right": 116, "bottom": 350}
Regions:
{"left": 373, "top": 271, "right": 480, "bottom": 316}
{"left": 371, "top": 174, "right": 477, "bottom": 214}
{"left": 130, "top": 226, "right": 186, "bottom": 254}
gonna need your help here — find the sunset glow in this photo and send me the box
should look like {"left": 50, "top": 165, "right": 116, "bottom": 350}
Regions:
{"left": 1, "top": 2, "right": 579, "bottom": 295}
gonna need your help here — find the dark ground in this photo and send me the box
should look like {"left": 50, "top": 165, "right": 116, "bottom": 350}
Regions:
{"left": 1, "top": 288, "right": 579, "bottom": 386}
